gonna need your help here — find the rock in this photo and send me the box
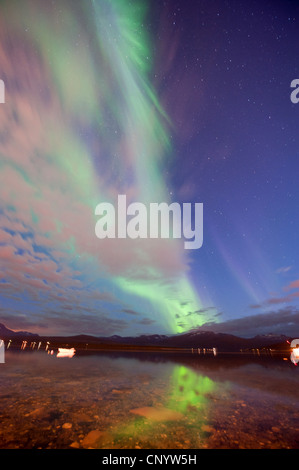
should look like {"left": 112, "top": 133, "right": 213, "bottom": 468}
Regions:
{"left": 70, "top": 441, "right": 80, "bottom": 448}
{"left": 24, "top": 407, "right": 45, "bottom": 418}
{"left": 201, "top": 424, "right": 214, "bottom": 433}
{"left": 130, "top": 407, "right": 183, "bottom": 422}
{"left": 82, "top": 430, "right": 104, "bottom": 448}
{"left": 271, "top": 426, "right": 280, "bottom": 433}
{"left": 112, "top": 388, "right": 132, "bottom": 394}
{"left": 73, "top": 412, "right": 93, "bottom": 423}
{"left": 62, "top": 423, "right": 72, "bottom": 429}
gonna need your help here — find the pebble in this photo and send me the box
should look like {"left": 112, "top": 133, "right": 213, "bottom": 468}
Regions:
{"left": 73, "top": 412, "right": 93, "bottom": 423}
{"left": 130, "top": 406, "right": 183, "bottom": 422}
{"left": 201, "top": 424, "right": 214, "bottom": 433}
{"left": 271, "top": 427, "right": 280, "bottom": 433}
{"left": 82, "top": 430, "right": 104, "bottom": 448}
{"left": 24, "top": 408, "right": 45, "bottom": 417}
{"left": 62, "top": 423, "right": 72, "bottom": 429}
{"left": 70, "top": 441, "right": 80, "bottom": 448}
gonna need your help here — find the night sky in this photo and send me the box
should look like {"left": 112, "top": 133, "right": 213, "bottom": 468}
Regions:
{"left": 0, "top": 0, "right": 298, "bottom": 338}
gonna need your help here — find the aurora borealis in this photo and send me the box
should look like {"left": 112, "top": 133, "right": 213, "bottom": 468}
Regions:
{"left": 0, "top": 0, "right": 299, "bottom": 337}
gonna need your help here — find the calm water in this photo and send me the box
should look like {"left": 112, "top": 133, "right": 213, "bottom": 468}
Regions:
{"left": 0, "top": 350, "right": 298, "bottom": 449}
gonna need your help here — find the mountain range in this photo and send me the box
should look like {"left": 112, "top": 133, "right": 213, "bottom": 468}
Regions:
{"left": 0, "top": 322, "right": 292, "bottom": 352}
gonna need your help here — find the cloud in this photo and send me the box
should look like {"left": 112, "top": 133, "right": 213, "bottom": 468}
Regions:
{"left": 193, "top": 307, "right": 215, "bottom": 314}
{"left": 137, "top": 318, "right": 156, "bottom": 325}
{"left": 249, "top": 279, "right": 299, "bottom": 308}
{"left": 194, "top": 306, "right": 299, "bottom": 337}
{"left": 0, "top": 308, "right": 129, "bottom": 337}
{"left": 275, "top": 266, "right": 292, "bottom": 274}
{"left": 285, "top": 280, "right": 299, "bottom": 291}
{"left": 89, "top": 291, "right": 116, "bottom": 302}
{"left": 214, "top": 311, "right": 223, "bottom": 318}
{"left": 122, "top": 309, "right": 141, "bottom": 316}
{"left": 185, "top": 307, "right": 220, "bottom": 318}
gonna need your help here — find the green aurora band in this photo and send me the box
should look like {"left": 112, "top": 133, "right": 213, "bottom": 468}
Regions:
{"left": 0, "top": 0, "right": 209, "bottom": 334}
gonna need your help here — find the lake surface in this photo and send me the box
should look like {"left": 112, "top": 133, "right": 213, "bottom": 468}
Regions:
{"left": 0, "top": 350, "right": 298, "bottom": 449}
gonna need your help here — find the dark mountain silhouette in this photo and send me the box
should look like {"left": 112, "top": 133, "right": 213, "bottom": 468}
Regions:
{"left": 0, "top": 322, "right": 292, "bottom": 352}
{"left": 96, "top": 330, "right": 290, "bottom": 352}
{"left": 0, "top": 323, "right": 39, "bottom": 339}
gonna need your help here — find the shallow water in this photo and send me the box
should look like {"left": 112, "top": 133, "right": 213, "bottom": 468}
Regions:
{"left": 0, "top": 350, "right": 298, "bottom": 449}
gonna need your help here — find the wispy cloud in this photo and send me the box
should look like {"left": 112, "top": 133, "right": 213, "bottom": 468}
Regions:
{"left": 249, "top": 278, "right": 299, "bottom": 309}
{"left": 275, "top": 266, "right": 292, "bottom": 274}
{"left": 122, "top": 309, "right": 141, "bottom": 316}
{"left": 137, "top": 318, "right": 156, "bottom": 326}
